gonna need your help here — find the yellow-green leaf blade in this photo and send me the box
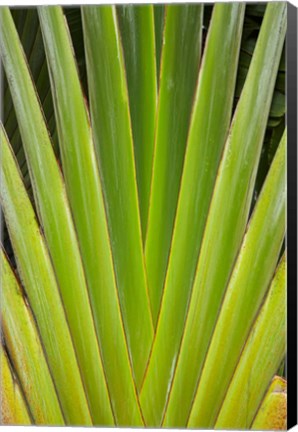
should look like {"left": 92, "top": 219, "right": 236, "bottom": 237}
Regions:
{"left": 117, "top": 5, "right": 157, "bottom": 239}
{"left": 140, "top": 4, "right": 245, "bottom": 427}
{"left": 215, "top": 256, "right": 287, "bottom": 429}
{"left": 0, "top": 346, "right": 32, "bottom": 425}
{"left": 1, "top": 250, "right": 64, "bottom": 425}
{"left": 82, "top": 5, "right": 154, "bottom": 388}
{"left": 38, "top": 7, "right": 144, "bottom": 425}
{"left": 0, "top": 125, "right": 91, "bottom": 425}
{"left": 0, "top": 7, "right": 112, "bottom": 426}
{"left": 188, "top": 131, "right": 286, "bottom": 427}
{"left": 145, "top": 5, "right": 203, "bottom": 324}
{"left": 251, "top": 376, "right": 287, "bottom": 430}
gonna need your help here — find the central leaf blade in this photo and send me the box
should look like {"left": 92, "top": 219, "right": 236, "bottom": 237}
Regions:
{"left": 82, "top": 6, "right": 154, "bottom": 388}
{"left": 145, "top": 4, "right": 203, "bottom": 325}
{"left": 117, "top": 5, "right": 157, "bottom": 239}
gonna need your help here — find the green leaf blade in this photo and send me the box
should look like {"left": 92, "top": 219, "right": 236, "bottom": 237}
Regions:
{"left": 0, "top": 5, "right": 288, "bottom": 429}
{"left": 0, "top": 125, "right": 92, "bottom": 425}
{"left": 1, "top": 7, "right": 115, "bottom": 426}
{"left": 151, "top": 4, "right": 245, "bottom": 427}
{"left": 117, "top": 5, "right": 157, "bottom": 239}
{"left": 188, "top": 131, "right": 286, "bottom": 427}
{"left": 82, "top": 5, "right": 154, "bottom": 389}
{"left": 1, "top": 250, "right": 64, "bottom": 425}
{"left": 140, "top": 4, "right": 245, "bottom": 427}
{"left": 155, "top": 3, "right": 286, "bottom": 428}
{"left": 4, "top": 9, "right": 57, "bottom": 180}
{"left": 153, "top": 5, "right": 165, "bottom": 84}
{"left": 215, "top": 256, "right": 287, "bottom": 429}
{"left": 38, "top": 6, "right": 144, "bottom": 425}
{"left": 145, "top": 4, "right": 203, "bottom": 326}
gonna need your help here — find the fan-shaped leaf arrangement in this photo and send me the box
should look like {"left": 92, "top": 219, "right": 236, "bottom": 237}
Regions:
{"left": 0, "top": 3, "right": 287, "bottom": 429}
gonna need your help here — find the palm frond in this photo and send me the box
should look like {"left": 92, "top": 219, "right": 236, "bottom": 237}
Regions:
{"left": 0, "top": 3, "right": 287, "bottom": 428}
